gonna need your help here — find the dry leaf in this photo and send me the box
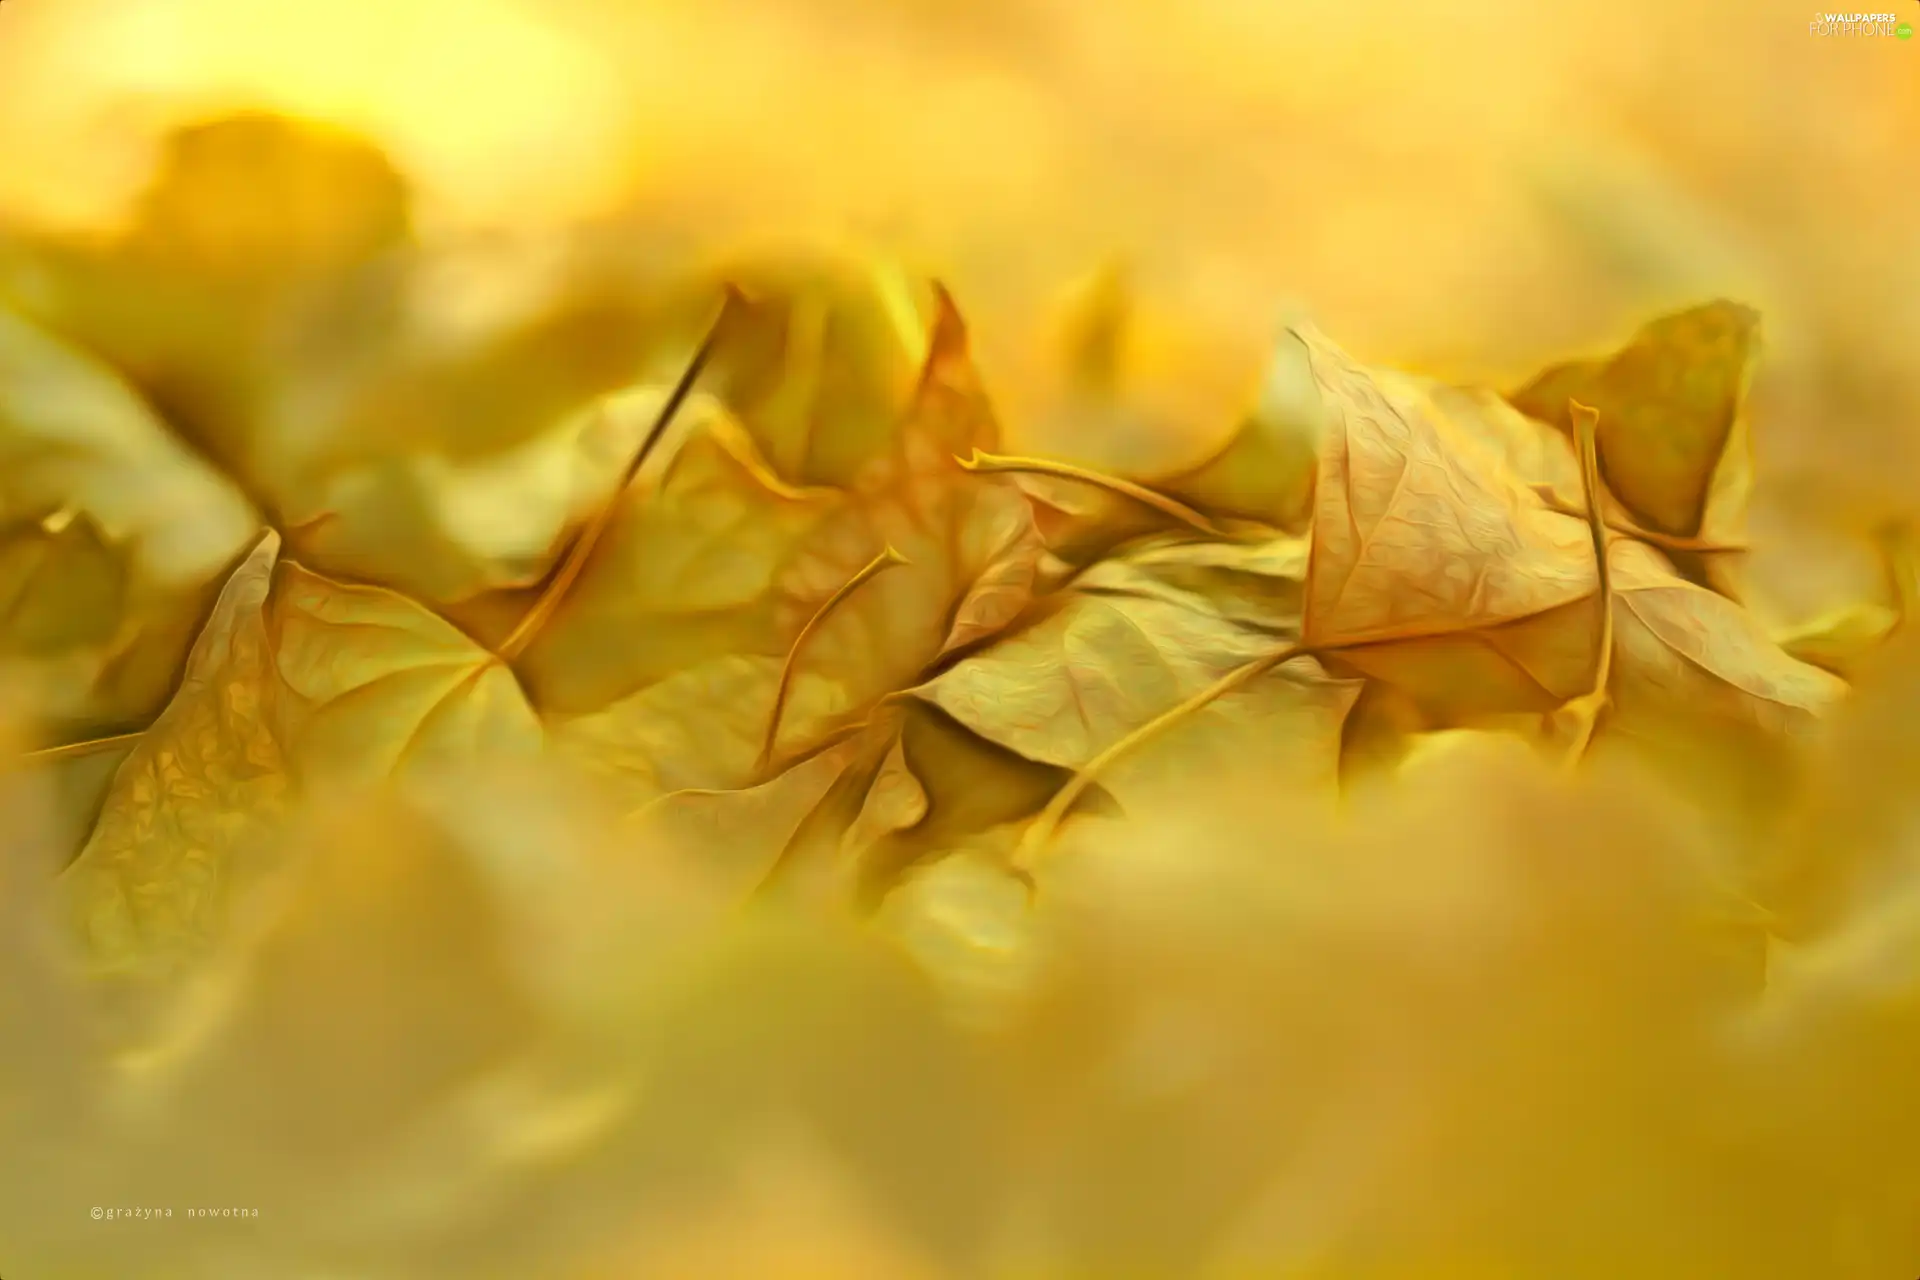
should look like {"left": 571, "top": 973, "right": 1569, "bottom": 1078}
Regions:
{"left": 61, "top": 533, "right": 545, "bottom": 981}
{"left": 7, "top": 142, "right": 1916, "bottom": 1279}
{"left": 706, "top": 252, "right": 934, "bottom": 489}
{"left": 915, "top": 535, "right": 1357, "bottom": 812}
{"left": 1509, "top": 300, "right": 1760, "bottom": 587}
{"left": 0, "top": 303, "right": 259, "bottom": 740}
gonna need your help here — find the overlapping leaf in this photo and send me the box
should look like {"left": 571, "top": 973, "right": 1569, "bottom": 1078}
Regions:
{"left": 5, "top": 136, "right": 1917, "bottom": 1278}
{"left": 1509, "top": 300, "right": 1760, "bottom": 592}
{"left": 545, "top": 289, "right": 1042, "bottom": 813}
{"left": 0, "top": 303, "right": 260, "bottom": 740}
{"left": 61, "top": 532, "right": 544, "bottom": 981}
{"left": 915, "top": 534, "right": 1358, "bottom": 809}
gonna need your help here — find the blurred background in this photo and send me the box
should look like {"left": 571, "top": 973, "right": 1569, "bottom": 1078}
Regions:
{"left": 1, "top": 0, "right": 1913, "bottom": 525}
{"left": 5, "top": 5, "right": 1920, "bottom": 1276}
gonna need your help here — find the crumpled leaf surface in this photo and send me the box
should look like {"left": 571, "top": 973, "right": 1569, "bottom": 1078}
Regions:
{"left": 6, "top": 110, "right": 1920, "bottom": 1280}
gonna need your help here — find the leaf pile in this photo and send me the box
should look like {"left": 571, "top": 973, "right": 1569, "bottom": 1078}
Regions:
{"left": 3, "top": 114, "right": 1919, "bottom": 1279}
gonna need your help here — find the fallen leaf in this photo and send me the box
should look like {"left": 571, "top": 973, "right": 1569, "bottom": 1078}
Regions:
{"left": 706, "top": 252, "right": 935, "bottom": 489}
{"left": 1053, "top": 260, "right": 1131, "bottom": 399}
{"left": 0, "top": 303, "right": 259, "bottom": 740}
{"left": 1586, "top": 537, "right": 1849, "bottom": 841}
{"left": 1764, "top": 620, "right": 1920, "bottom": 941}
{"left": 61, "top": 533, "right": 546, "bottom": 980}
{"left": 624, "top": 915, "right": 1012, "bottom": 1273}
{"left": 1608, "top": 538, "right": 1846, "bottom": 740}
{"left": 766, "top": 287, "right": 1044, "bottom": 726}
{"left": 1289, "top": 325, "right": 1612, "bottom": 726}
{"left": 1301, "top": 325, "right": 1598, "bottom": 651}
{"left": 626, "top": 740, "right": 861, "bottom": 905}
{"left": 914, "top": 536, "right": 1359, "bottom": 812}
{"left": 59, "top": 535, "right": 290, "bottom": 983}
{"left": 509, "top": 389, "right": 841, "bottom": 716}
{"left": 1773, "top": 520, "right": 1915, "bottom": 679}
{"left": 873, "top": 838, "right": 1040, "bottom": 1033}
{"left": 842, "top": 702, "right": 1075, "bottom": 900}
{"left": 115, "top": 786, "right": 551, "bottom": 1208}
{"left": 265, "top": 560, "right": 543, "bottom": 783}
{"left": 1509, "top": 300, "right": 1760, "bottom": 580}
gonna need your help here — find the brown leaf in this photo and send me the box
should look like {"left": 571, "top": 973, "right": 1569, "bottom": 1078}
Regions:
{"left": 539, "top": 294, "right": 1041, "bottom": 809}
{"left": 770, "top": 286, "right": 1043, "bottom": 715}
{"left": 1292, "top": 325, "right": 1611, "bottom": 724}
{"left": 1300, "top": 324, "right": 1598, "bottom": 651}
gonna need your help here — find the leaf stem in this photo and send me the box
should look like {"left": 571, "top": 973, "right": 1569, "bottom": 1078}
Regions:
{"left": 1557, "top": 399, "right": 1614, "bottom": 767}
{"left": 1015, "top": 642, "right": 1308, "bottom": 870}
{"left": 755, "top": 545, "right": 910, "bottom": 775}
{"left": 1872, "top": 518, "right": 1919, "bottom": 626}
{"left": 1529, "top": 485, "right": 1744, "bottom": 556}
{"left": 497, "top": 286, "right": 742, "bottom": 663}
{"left": 958, "top": 449, "right": 1227, "bottom": 537}
{"left": 15, "top": 730, "right": 146, "bottom": 765}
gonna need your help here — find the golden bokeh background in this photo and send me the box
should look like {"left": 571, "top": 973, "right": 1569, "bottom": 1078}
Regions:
{"left": 2, "top": 0, "right": 1912, "bottom": 514}
{"left": 5, "top": 5, "right": 1920, "bottom": 1276}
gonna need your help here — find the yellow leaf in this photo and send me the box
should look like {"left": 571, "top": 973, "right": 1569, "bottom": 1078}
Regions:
{"left": 1509, "top": 300, "right": 1760, "bottom": 548}
{"left": 266, "top": 561, "right": 543, "bottom": 781}
{"left": 1773, "top": 520, "right": 1916, "bottom": 679}
{"left": 626, "top": 740, "right": 861, "bottom": 904}
{"left": 1775, "top": 600, "right": 1901, "bottom": 680}
{"left": 765, "top": 288, "right": 1043, "bottom": 720}
{"left": 706, "top": 251, "right": 935, "bottom": 488}
{"left": 509, "top": 390, "right": 841, "bottom": 714}
{"left": 1765, "top": 621, "right": 1920, "bottom": 940}
{"left": 530, "top": 293, "right": 1039, "bottom": 812}
{"left": 624, "top": 916, "right": 1012, "bottom": 1271}
{"left": 874, "top": 840, "right": 1038, "bottom": 1032}
{"left": 1583, "top": 538, "right": 1849, "bottom": 840}
{"left": 1053, "top": 259, "right": 1131, "bottom": 399}
{"left": 1609, "top": 538, "right": 1846, "bottom": 738}
{"left": 840, "top": 732, "right": 931, "bottom": 856}
{"left": 277, "top": 375, "right": 672, "bottom": 607}
{"left": 59, "top": 535, "right": 291, "bottom": 982}
{"left": 915, "top": 536, "right": 1360, "bottom": 811}
{"left": 843, "top": 703, "right": 1075, "bottom": 900}
{"left": 62, "top": 533, "right": 545, "bottom": 978}
{"left": 115, "top": 786, "right": 549, "bottom": 1197}
{"left": 124, "top": 112, "right": 412, "bottom": 284}
{"left": 0, "top": 303, "right": 259, "bottom": 740}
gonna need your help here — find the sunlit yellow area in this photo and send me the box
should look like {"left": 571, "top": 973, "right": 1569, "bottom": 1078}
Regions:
{"left": 2, "top": 0, "right": 1918, "bottom": 1277}
{"left": 4, "top": 0, "right": 1916, "bottom": 469}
